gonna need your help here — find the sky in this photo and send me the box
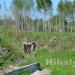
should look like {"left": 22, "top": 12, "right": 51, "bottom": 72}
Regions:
{"left": 0, "top": 0, "right": 60, "bottom": 19}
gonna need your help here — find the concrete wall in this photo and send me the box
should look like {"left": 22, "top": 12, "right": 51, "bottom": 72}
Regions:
{"left": 4, "top": 62, "right": 40, "bottom": 75}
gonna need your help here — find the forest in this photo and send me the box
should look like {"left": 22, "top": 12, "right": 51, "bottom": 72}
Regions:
{"left": 0, "top": 0, "right": 75, "bottom": 32}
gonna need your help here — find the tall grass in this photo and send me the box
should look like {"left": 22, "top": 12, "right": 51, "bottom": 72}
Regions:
{"left": 0, "top": 27, "right": 75, "bottom": 75}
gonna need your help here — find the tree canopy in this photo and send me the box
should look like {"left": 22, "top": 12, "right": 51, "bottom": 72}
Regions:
{"left": 36, "top": 0, "right": 52, "bottom": 12}
{"left": 13, "top": 0, "right": 34, "bottom": 11}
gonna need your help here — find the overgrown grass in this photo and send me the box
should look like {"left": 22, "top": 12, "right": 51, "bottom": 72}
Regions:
{"left": 23, "top": 32, "right": 75, "bottom": 75}
{"left": 0, "top": 27, "right": 25, "bottom": 68}
{"left": 36, "top": 48, "right": 75, "bottom": 75}
{"left": 0, "top": 27, "right": 75, "bottom": 75}
{"left": 16, "top": 48, "right": 75, "bottom": 75}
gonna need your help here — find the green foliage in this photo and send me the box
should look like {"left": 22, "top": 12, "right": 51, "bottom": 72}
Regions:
{"left": 13, "top": 0, "right": 34, "bottom": 11}
{"left": 23, "top": 0, "right": 34, "bottom": 10}
{"left": 58, "top": 0, "right": 74, "bottom": 15}
{"left": 13, "top": 0, "right": 23, "bottom": 9}
{"left": 36, "top": 0, "right": 52, "bottom": 11}
{"left": 0, "top": 27, "right": 24, "bottom": 68}
{"left": 16, "top": 71, "right": 31, "bottom": 75}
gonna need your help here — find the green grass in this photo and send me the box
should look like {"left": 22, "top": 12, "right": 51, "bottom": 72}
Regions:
{"left": 0, "top": 27, "right": 75, "bottom": 75}
{"left": 16, "top": 49, "right": 75, "bottom": 75}
{"left": 0, "top": 27, "right": 25, "bottom": 68}
{"left": 36, "top": 48, "right": 75, "bottom": 75}
{"left": 22, "top": 32, "right": 75, "bottom": 75}
{"left": 16, "top": 71, "right": 31, "bottom": 75}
